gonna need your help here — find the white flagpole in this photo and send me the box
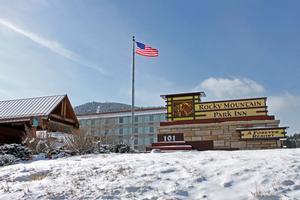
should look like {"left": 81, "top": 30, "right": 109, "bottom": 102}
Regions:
{"left": 131, "top": 36, "right": 136, "bottom": 150}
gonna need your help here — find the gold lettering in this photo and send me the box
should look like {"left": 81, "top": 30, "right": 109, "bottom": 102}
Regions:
{"left": 199, "top": 99, "right": 265, "bottom": 111}
{"left": 213, "top": 111, "right": 232, "bottom": 118}
{"left": 234, "top": 110, "right": 247, "bottom": 117}
{"left": 241, "top": 128, "right": 285, "bottom": 139}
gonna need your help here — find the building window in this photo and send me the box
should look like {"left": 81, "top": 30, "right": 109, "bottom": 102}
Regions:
{"left": 119, "top": 117, "right": 124, "bottom": 124}
{"left": 149, "top": 115, "right": 154, "bottom": 121}
{"left": 134, "top": 127, "right": 138, "bottom": 133}
{"left": 154, "top": 114, "right": 161, "bottom": 122}
{"left": 119, "top": 128, "right": 123, "bottom": 135}
{"left": 144, "top": 127, "right": 149, "bottom": 133}
{"left": 138, "top": 127, "right": 143, "bottom": 134}
{"left": 124, "top": 128, "right": 129, "bottom": 135}
{"left": 134, "top": 138, "right": 138, "bottom": 145}
{"left": 124, "top": 116, "right": 130, "bottom": 124}
{"left": 134, "top": 116, "right": 139, "bottom": 122}
{"left": 105, "top": 130, "right": 109, "bottom": 135}
{"left": 150, "top": 127, "right": 154, "bottom": 133}
{"left": 150, "top": 137, "right": 154, "bottom": 144}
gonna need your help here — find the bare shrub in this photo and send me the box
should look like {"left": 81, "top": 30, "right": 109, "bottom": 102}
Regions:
{"left": 64, "top": 129, "right": 95, "bottom": 155}
{"left": 22, "top": 126, "right": 38, "bottom": 154}
{"left": 22, "top": 130, "right": 57, "bottom": 155}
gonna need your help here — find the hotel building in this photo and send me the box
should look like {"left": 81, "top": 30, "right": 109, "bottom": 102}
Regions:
{"left": 77, "top": 108, "right": 166, "bottom": 151}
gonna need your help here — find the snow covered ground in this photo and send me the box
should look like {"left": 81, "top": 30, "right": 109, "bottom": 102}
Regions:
{"left": 0, "top": 149, "right": 300, "bottom": 200}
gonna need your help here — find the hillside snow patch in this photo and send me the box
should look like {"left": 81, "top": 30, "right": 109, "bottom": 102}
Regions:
{"left": 0, "top": 149, "right": 300, "bottom": 199}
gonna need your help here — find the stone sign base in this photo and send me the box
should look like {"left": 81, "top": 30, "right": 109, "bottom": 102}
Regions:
{"left": 157, "top": 119, "right": 282, "bottom": 150}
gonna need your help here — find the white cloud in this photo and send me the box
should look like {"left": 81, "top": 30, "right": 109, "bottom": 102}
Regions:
{"left": 268, "top": 94, "right": 300, "bottom": 134}
{"left": 0, "top": 18, "right": 106, "bottom": 75}
{"left": 268, "top": 93, "right": 300, "bottom": 114}
{"left": 195, "top": 77, "right": 265, "bottom": 99}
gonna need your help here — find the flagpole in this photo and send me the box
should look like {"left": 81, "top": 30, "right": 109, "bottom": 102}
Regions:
{"left": 131, "top": 36, "right": 135, "bottom": 150}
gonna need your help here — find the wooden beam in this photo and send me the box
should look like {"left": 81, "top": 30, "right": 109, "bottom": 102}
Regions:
{"left": 50, "top": 114, "right": 76, "bottom": 124}
{"left": 64, "top": 99, "right": 67, "bottom": 117}
{"left": 49, "top": 120, "right": 75, "bottom": 129}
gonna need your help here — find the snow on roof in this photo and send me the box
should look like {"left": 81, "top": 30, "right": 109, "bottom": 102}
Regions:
{"left": 0, "top": 95, "right": 66, "bottom": 123}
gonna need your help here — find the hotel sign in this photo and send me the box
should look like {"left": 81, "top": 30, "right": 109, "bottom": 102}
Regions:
{"left": 173, "top": 100, "right": 194, "bottom": 118}
{"left": 164, "top": 93, "right": 201, "bottom": 121}
{"left": 162, "top": 92, "right": 268, "bottom": 121}
{"left": 197, "top": 98, "right": 266, "bottom": 111}
{"left": 240, "top": 128, "right": 287, "bottom": 139}
{"left": 195, "top": 98, "right": 267, "bottom": 119}
{"left": 158, "top": 133, "right": 184, "bottom": 142}
{"left": 196, "top": 107, "right": 267, "bottom": 119}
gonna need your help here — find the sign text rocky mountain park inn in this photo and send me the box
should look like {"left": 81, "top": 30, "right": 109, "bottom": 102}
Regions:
{"left": 198, "top": 98, "right": 266, "bottom": 110}
{"left": 196, "top": 98, "right": 267, "bottom": 119}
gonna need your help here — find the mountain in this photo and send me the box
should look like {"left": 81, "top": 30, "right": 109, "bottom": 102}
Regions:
{"left": 74, "top": 102, "right": 137, "bottom": 114}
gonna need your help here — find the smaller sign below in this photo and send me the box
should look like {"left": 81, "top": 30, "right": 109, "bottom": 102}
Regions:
{"left": 158, "top": 133, "right": 184, "bottom": 142}
{"left": 240, "top": 127, "right": 287, "bottom": 139}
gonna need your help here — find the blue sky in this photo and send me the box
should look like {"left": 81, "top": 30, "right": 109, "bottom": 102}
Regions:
{"left": 0, "top": 0, "right": 299, "bottom": 133}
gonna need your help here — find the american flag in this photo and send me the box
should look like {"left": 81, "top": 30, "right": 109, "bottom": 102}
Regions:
{"left": 136, "top": 42, "right": 159, "bottom": 57}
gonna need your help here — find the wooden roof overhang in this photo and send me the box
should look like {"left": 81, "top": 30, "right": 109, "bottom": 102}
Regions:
{"left": 0, "top": 95, "right": 79, "bottom": 129}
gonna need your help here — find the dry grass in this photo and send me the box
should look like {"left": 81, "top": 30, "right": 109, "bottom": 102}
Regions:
{"left": 28, "top": 172, "right": 48, "bottom": 181}
{"left": 64, "top": 129, "right": 95, "bottom": 154}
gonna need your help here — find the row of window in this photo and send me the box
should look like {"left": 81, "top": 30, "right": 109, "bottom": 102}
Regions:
{"left": 90, "top": 126, "right": 156, "bottom": 135}
{"left": 82, "top": 123, "right": 156, "bottom": 129}
{"left": 79, "top": 114, "right": 165, "bottom": 127}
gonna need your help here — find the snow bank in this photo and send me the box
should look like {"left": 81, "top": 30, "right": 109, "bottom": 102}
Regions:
{"left": 0, "top": 149, "right": 300, "bottom": 199}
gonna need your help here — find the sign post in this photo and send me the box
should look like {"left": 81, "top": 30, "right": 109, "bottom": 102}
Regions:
{"left": 131, "top": 36, "right": 136, "bottom": 150}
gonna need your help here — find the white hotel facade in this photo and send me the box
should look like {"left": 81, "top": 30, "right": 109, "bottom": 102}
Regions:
{"left": 77, "top": 108, "right": 166, "bottom": 151}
